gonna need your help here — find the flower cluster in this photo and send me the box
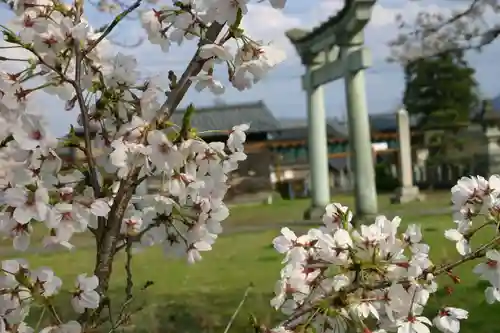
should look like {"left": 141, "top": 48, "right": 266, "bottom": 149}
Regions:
{"left": 0, "top": 0, "right": 287, "bottom": 330}
{"left": 0, "top": 258, "right": 99, "bottom": 333}
{"left": 388, "top": 0, "right": 500, "bottom": 63}
{"left": 270, "top": 175, "right": 500, "bottom": 333}
{"left": 140, "top": 0, "right": 286, "bottom": 93}
{"left": 0, "top": 0, "right": 286, "bottom": 258}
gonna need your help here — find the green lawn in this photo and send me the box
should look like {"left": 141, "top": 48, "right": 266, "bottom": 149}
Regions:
{"left": 1, "top": 191, "right": 452, "bottom": 251}
{"left": 10, "top": 211, "right": 500, "bottom": 333}
{"left": 224, "top": 190, "right": 451, "bottom": 227}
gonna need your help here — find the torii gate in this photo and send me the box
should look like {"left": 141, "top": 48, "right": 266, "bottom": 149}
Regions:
{"left": 286, "top": 0, "right": 378, "bottom": 221}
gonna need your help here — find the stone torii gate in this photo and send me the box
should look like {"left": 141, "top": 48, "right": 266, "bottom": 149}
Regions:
{"left": 287, "top": 0, "right": 378, "bottom": 220}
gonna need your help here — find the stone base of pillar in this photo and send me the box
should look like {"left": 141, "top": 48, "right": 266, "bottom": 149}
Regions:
{"left": 391, "top": 186, "right": 425, "bottom": 204}
{"left": 352, "top": 213, "right": 379, "bottom": 226}
{"left": 303, "top": 205, "right": 326, "bottom": 221}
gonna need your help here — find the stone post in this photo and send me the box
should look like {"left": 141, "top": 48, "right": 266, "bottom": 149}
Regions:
{"left": 485, "top": 126, "right": 500, "bottom": 176}
{"left": 391, "top": 108, "right": 424, "bottom": 203}
{"left": 304, "top": 76, "right": 331, "bottom": 220}
{"left": 342, "top": 43, "right": 378, "bottom": 219}
{"left": 135, "top": 178, "right": 148, "bottom": 210}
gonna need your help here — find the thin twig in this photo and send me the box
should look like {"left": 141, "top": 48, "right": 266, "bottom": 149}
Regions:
{"left": 407, "top": 0, "right": 481, "bottom": 37}
{"left": 114, "top": 214, "right": 173, "bottom": 253}
{"left": 72, "top": 2, "right": 101, "bottom": 198}
{"left": 35, "top": 307, "right": 46, "bottom": 331}
{"left": 46, "top": 302, "right": 63, "bottom": 325}
{"left": 0, "top": 56, "right": 30, "bottom": 62}
{"left": 124, "top": 239, "right": 134, "bottom": 301}
{"left": 84, "top": 0, "right": 143, "bottom": 55}
{"left": 223, "top": 284, "right": 253, "bottom": 333}
{"left": 105, "top": 240, "right": 134, "bottom": 333}
{"left": 157, "top": 22, "right": 224, "bottom": 118}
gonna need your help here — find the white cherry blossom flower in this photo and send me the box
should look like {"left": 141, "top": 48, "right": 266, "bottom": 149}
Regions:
{"left": 3, "top": 187, "right": 49, "bottom": 224}
{"left": 396, "top": 315, "right": 432, "bottom": 333}
{"left": 485, "top": 286, "right": 500, "bottom": 304}
{"left": 433, "top": 307, "right": 468, "bottom": 333}
{"left": 71, "top": 274, "right": 100, "bottom": 313}
{"left": 190, "top": 73, "right": 225, "bottom": 95}
{"left": 444, "top": 228, "right": 470, "bottom": 256}
{"left": 40, "top": 321, "right": 81, "bottom": 333}
{"left": 199, "top": 44, "right": 233, "bottom": 62}
{"left": 473, "top": 250, "right": 500, "bottom": 289}
{"left": 227, "top": 124, "right": 249, "bottom": 152}
{"left": 29, "top": 267, "right": 62, "bottom": 296}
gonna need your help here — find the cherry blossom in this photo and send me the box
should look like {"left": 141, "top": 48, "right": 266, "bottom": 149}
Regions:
{"left": 2, "top": 0, "right": 500, "bottom": 332}
{"left": 396, "top": 315, "right": 432, "bottom": 333}
{"left": 71, "top": 274, "right": 100, "bottom": 313}
{"left": 190, "top": 73, "right": 225, "bottom": 95}
{"left": 267, "top": 173, "right": 500, "bottom": 332}
{"left": 433, "top": 307, "right": 468, "bottom": 333}
{"left": 473, "top": 250, "right": 500, "bottom": 288}
{"left": 444, "top": 228, "right": 471, "bottom": 256}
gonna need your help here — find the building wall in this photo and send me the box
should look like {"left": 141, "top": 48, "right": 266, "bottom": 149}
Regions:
{"left": 225, "top": 149, "right": 274, "bottom": 201}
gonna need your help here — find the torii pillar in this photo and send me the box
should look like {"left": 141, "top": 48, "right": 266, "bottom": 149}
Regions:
{"left": 287, "top": 0, "right": 378, "bottom": 222}
{"left": 303, "top": 64, "right": 331, "bottom": 220}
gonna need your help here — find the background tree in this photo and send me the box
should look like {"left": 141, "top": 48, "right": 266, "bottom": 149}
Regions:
{"left": 389, "top": 0, "right": 500, "bottom": 63}
{"left": 403, "top": 50, "right": 480, "bottom": 161}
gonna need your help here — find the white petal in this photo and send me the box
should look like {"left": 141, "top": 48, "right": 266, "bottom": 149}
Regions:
{"left": 82, "top": 275, "right": 99, "bottom": 290}
{"left": 485, "top": 287, "right": 500, "bottom": 304}
{"left": 272, "top": 236, "right": 291, "bottom": 253}
{"left": 444, "top": 229, "right": 463, "bottom": 242}
{"left": 194, "top": 241, "right": 212, "bottom": 251}
{"left": 61, "top": 321, "right": 82, "bottom": 333}
{"left": 486, "top": 250, "right": 500, "bottom": 261}
{"left": 456, "top": 239, "right": 470, "bottom": 256}
{"left": 13, "top": 207, "right": 34, "bottom": 224}
{"left": 79, "top": 290, "right": 100, "bottom": 309}
{"left": 90, "top": 199, "right": 110, "bottom": 217}
{"left": 71, "top": 297, "right": 85, "bottom": 314}
{"left": 4, "top": 188, "right": 27, "bottom": 207}
{"left": 13, "top": 233, "right": 30, "bottom": 251}
{"left": 413, "top": 321, "right": 430, "bottom": 333}
{"left": 280, "top": 227, "right": 296, "bottom": 241}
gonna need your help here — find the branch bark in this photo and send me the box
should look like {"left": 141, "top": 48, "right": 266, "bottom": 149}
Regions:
{"left": 157, "top": 22, "right": 224, "bottom": 118}
{"left": 88, "top": 20, "right": 225, "bottom": 327}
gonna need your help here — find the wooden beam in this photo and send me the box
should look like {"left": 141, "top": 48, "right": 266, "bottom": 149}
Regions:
{"left": 291, "top": 0, "right": 376, "bottom": 56}
{"left": 305, "top": 48, "right": 371, "bottom": 89}
{"left": 328, "top": 148, "right": 397, "bottom": 159}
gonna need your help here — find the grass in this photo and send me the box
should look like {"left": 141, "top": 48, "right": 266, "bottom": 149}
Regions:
{"left": 1, "top": 190, "right": 452, "bottom": 252}
{"left": 224, "top": 190, "right": 451, "bottom": 227}
{"left": 9, "top": 210, "right": 500, "bottom": 333}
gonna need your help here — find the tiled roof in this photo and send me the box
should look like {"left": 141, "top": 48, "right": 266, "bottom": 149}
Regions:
{"left": 271, "top": 112, "right": 422, "bottom": 140}
{"left": 272, "top": 112, "right": 422, "bottom": 138}
{"left": 170, "top": 101, "right": 280, "bottom": 134}
{"left": 271, "top": 118, "right": 348, "bottom": 140}
{"left": 70, "top": 101, "right": 280, "bottom": 138}
{"left": 369, "top": 113, "right": 419, "bottom": 132}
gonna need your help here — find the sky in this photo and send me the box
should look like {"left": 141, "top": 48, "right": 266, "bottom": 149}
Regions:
{"left": 1, "top": 0, "right": 499, "bottom": 136}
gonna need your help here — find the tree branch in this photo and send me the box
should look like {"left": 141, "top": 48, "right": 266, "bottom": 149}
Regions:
{"left": 157, "top": 22, "right": 224, "bottom": 118}
{"left": 124, "top": 239, "right": 133, "bottom": 301}
{"left": 84, "top": 0, "right": 143, "bottom": 55}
